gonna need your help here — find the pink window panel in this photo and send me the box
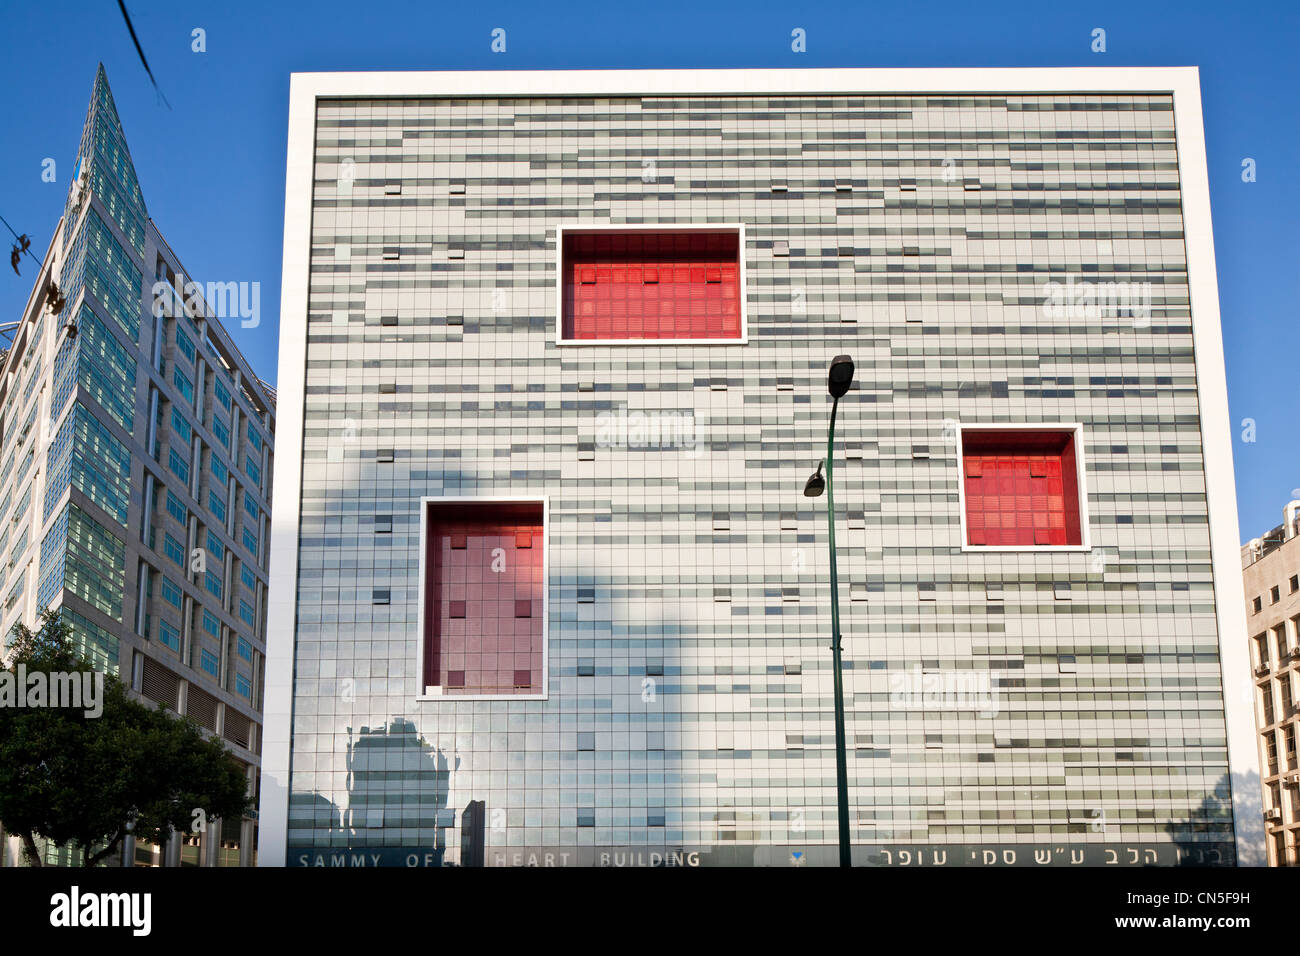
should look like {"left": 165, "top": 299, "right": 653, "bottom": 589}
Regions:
{"left": 424, "top": 501, "right": 544, "bottom": 695}
{"left": 561, "top": 231, "right": 742, "bottom": 340}
{"left": 962, "top": 430, "right": 1082, "bottom": 547}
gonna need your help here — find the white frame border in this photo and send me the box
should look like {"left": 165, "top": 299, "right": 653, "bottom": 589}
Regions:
{"left": 414, "top": 494, "right": 549, "bottom": 703}
{"left": 956, "top": 422, "right": 1091, "bottom": 553}
{"left": 260, "top": 66, "right": 1261, "bottom": 866}
{"left": 553, "top": 222, "right": 748, "bottom": 346}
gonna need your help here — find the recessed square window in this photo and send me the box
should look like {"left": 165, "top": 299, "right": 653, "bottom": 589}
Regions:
{"left": 960, "top": 425, "right": 1087, "bottom": 549}
{"left": 558, "top": 226, "right": 744, "bottom": 343}
{"left": 420, "top": 498, "right": 546, "bottom": 698}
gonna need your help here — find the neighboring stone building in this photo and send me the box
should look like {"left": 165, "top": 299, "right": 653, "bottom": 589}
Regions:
{"left": 1241, "top": 500, "right": 1300, "bottom": 866}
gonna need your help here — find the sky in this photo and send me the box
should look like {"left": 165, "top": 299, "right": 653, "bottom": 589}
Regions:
{"left": 0, "top": 0, "right": 1295, "bottom": 538}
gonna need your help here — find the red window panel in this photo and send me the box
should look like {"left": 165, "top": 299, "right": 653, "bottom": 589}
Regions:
{"left": 561, "top": 230, "right": 742, "bottom": 340}
{"left": 424, "top": 500, "right": 544, "bottom": 695}
{"left": 962, "top": 430, "right": 1082, "bottom": 547}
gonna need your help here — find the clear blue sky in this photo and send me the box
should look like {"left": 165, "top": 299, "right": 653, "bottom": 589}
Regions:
{"left": 0, "top": 0, "right": 1295, "bottom": 538}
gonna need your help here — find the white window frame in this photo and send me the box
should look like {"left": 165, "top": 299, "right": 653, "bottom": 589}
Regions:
{"left": 415, "top": 495, "right": 549, "bottom": 702}
{"left": 956, "top": 421, "right": 1091, "bottom": 553}
{"left": 554, "top": 222, "right": 747, "bottom": 346}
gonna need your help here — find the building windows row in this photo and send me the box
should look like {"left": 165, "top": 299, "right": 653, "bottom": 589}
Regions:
{"left": 200, "top": 647, "right": 220, "bottom": 679}
{"left": 172, "top": 368, "right": 195, "bottom": 405}
{"left": 1252, "top": 574, "right": 1300, "bottom": 615}
{"left": 159, "top": 619, "right": 181, "bottom": 652}
{"left": 147, "top": 563, "right": 260, "bottom": 694}
{"left": 167, "top": 447, "right": 190, "bottom": 485}
{"left": 1254, "top": 618, "right": 1300, "bottom": 668}
{"left": 163, "top": 489, "right": 187, "bottom": 528}
{"left": 209, "top": 489, "right": 227, "bottom": 525}
{"left": 409, "top": 450, "right": 1088, "bottom": 701}
{"left": 161, "top": 575, "right": 183, "bottom": 609}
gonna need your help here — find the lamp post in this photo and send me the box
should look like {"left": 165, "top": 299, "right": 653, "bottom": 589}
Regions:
{"left": 803, "top": 355, "right": 854, "bottom": 867}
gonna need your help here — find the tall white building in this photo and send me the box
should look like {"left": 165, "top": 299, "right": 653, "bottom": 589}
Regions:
{"left": 261, "top": 68, "right": 1261, "bottom": 867}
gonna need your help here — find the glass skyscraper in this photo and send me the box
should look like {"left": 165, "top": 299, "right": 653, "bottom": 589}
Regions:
{"left": 0, "top": 66, "right": 275, "bottom": 867}
{"left": 261, "top": 68, "right": 1261, "bottom": 867}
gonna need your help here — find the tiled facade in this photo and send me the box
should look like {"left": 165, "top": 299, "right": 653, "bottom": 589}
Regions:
{"left": 0, "top": 67, "right": 275, "bottom": 867}
{"left": 1241, "top": 503, "right": 1300, "bottom": 866}
{"left": 264, "top": 69, "right": 1259, "bottom": 867}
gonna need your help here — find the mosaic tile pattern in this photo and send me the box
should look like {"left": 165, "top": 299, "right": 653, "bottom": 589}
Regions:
{"left": 286, "top": 92, "right": 1235, "bottom": 865}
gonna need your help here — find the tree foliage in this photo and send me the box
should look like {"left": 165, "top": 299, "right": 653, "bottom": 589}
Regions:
{"left": 0, "top": 610, "right": 251, "bottom": 866}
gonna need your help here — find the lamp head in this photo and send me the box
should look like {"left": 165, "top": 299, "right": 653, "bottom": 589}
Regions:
{"left": 828, "top": 355, "right": 855, "bottom": 399}
{"left": 803, "top": 461, "right": 825, "bottom": 497}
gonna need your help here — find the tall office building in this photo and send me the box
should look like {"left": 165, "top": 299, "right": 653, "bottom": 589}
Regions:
{"left": 262, "top": 68, "right": 1260, "bottom": 867}
{"left": 1241, "top": 500, "right": 1300, "bottom": 866}
{"left": 0, "top": 67, "right": 275, "bottom": 866}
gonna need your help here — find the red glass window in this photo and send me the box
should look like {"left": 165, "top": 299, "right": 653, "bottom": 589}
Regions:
{"left": 423, "top": 501, "right": 544, "bottom": 695}
{"left": 962, "top": 429, "right": 1083, "bottom": 547}
{"left": 561, "top": 230, "right": 742, "bottom": 340}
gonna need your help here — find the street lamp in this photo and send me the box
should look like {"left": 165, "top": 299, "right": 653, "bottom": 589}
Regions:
{"left": 802, "top": 354, "right": 854, "bottom": 867}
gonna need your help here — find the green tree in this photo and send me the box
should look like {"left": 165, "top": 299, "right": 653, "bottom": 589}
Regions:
{"left": 0, "top": 610, "right": 251, "bottom": 866}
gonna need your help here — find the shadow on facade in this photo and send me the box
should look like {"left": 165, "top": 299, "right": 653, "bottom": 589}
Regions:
{"left": 1161, "top": 771, "right": 1262, "bottom": 866}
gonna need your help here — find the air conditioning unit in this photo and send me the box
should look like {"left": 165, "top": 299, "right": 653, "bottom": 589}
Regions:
{"left": 1285, "top": 773, "right": 1300, "bottom": 787}
{"left": 1264, "top": 808, "right": 1282, "bottom": 821}
{"left": 1255, "top": 663, "right": 1272, "bottom": 677}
